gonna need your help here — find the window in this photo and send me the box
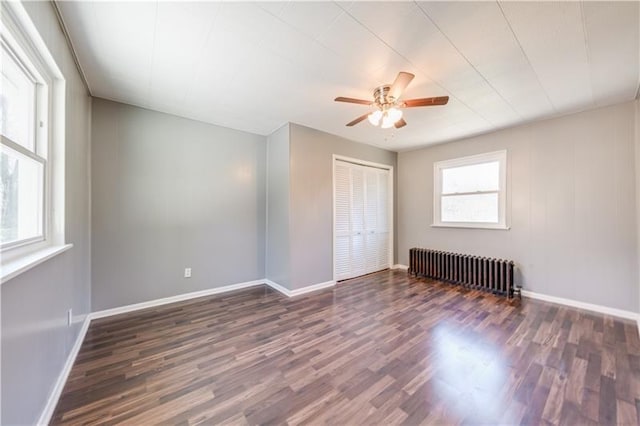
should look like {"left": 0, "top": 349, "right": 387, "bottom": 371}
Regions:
{"left": 1, "top": 40, "right": 45, "bottom": 249}
{"left": 1, "top": 1, "right": 69, "bottom": 283}
{"left": 433, "top": 150, "right": 507, "bottom": 229}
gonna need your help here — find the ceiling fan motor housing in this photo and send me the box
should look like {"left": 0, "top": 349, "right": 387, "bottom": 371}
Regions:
{"left": 373, "top": 85, "right": 397, "bottom": 109}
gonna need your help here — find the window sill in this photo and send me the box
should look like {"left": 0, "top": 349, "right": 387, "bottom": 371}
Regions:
{"left": 1, "top": 243, "right": 73, "bottom": 284}
{"left": 431, "top": 223, "right": 510, "bottom": 230}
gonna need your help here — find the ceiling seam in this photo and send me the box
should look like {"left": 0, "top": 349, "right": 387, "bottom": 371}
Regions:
{"left": 414, "top": 2, "right": 523, "bottom": 121}
{"left": 334, "top": 2, "right": 493, "bottom": 129}
{"left": 180, "top": 2, "right": 223, "bottom": 108}
{"left": 318, "top": 2, "right": 345, "bottom": 40}
{"left": 495, "top": 1, "right": 557, "bottom": 112}
{"left": 51, "top": 1, "right": 92, "bottom": 96}
{"left": 145, "top": 1, "right": 160, "bottom": 106}
{"left": 578, "top": 1, "right": 596, "bottom": 107}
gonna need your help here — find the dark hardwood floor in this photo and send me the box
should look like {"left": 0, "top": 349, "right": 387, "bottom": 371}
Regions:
{"left": 52, "top": 270, "right": 640, "bottom": 425}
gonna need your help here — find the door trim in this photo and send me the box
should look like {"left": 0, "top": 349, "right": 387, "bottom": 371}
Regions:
{"left": 332, "top": 154, "right": 394, "bottom": 282}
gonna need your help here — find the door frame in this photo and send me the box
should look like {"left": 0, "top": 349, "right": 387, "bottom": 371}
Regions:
{"left": 332, "top": 154, "right": 394, "bottom": 282}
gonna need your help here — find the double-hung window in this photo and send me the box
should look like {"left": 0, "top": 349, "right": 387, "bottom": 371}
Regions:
{"left": 1, "top": 39, "right": 45, "bottom": 249}
{"left": 1, "top": 1, "right": 68, "bottom": 283}
{"left": 433, "top": 150, "right": 508, "bottom": 229}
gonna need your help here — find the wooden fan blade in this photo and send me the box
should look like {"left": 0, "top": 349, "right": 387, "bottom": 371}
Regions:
{"left": 346, "top": 113, "right": 370, "bottom": 127}
{"left": 335, "top": 97, "right": 372, "bottom": 106}
{"left": 394, "top": 118, "right": 407, "bottom": 129}
{"left": 402, "top": 96, "right": 449, "bottom": 108}
{"left": 389, "top": 72, "right": 415, "bottom": 99}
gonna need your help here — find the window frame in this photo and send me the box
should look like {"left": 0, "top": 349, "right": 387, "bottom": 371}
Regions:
{"left": 432, "top": 150, "right": 508, "bottom": 230}
{"left": 1, "top": 36, "right": 48, "bottom": 251}
{"left": 1, "top": 1, "right": 70, "bottom": 284}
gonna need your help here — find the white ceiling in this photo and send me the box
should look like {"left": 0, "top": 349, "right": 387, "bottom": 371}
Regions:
{"left": 57, "top": 1, "right": 639, "bottom": 151}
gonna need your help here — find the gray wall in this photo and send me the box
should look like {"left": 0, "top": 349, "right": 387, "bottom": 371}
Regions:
{"left": 636, "top": 99, "right": 640, "bottom": 314}
{"left": 398, "top": 101, "right": 638, "bottom": 312}
{"left": 289, "top": 124, "right": 397, "bottom": 289}
{"left": 1, "top": 2, "right": 92, "bottom": 424}
{"left": 266, "top": 124, "right": 291, "bottom": 289}
{"left": 91, "top": 99, "right": 266, "bottom": 310}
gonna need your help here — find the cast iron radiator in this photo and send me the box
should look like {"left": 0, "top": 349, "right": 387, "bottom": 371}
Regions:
{"left": 408, "top": 247, "right": 516, "bottom": 298}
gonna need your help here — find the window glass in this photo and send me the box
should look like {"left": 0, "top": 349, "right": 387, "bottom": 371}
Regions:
{"left": 0, "top": 42, "right": 36, "bottom": 151}
{"left": 441, "top": 193, "right": 498, "bottom": 223}
{"left": 442, "top": 161, "right": 499, "bottom": 194}
{"left": 0, "top": 144, "right": 43, "bottom": 245}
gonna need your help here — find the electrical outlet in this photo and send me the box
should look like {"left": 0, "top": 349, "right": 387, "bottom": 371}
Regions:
{"left": 67, "top": 309, "right": 72, "bottom": 327}
{"left": 184, "top": 268, "right": 192, "bottom": 278}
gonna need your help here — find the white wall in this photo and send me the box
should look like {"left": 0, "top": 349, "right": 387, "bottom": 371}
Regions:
{"left": 398, "top": 102, "right": 638, "bottom": 313}
{"left": 1, "top": 2, "right": 92, "bottom": 424}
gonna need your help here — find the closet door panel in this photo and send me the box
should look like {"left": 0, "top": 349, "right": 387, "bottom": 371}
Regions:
{"left": 350, "top": 167, "right": 365, "bottom": 234}
{"left": 377, "top": 170, "right": 390, "bottom": 269}
{"left": 335, "top": 235, "right": 351, "bottom": 279}
{"left": 377, "top": 232, "right": 390, "bottom": 269}
{"left": 377, "top": 170, "right": 389, "bottom": 234}
{"left": 334, "top": 163, "right": 351, "bottom": 235}
{"left": 365, "top": 233, "right": 378, "bottom": 272}
{"left": 351, "top": 233, "right": 365, "bottom": 276}
{"left": 364, "top": 169, "right": 379, "bottom": 272}
{"left": 334, "top": 162, "right": 351, "bottom": 280}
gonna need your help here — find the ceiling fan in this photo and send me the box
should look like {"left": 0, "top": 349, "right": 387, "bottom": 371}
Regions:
{"left": 334, "top": 72, "right": 449, "bottom": 129}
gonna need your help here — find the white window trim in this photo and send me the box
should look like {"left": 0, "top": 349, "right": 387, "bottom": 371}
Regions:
{"left": 432, "top": 150, "right": 509, "bottom": 230}
{"left": 1, "top": 1, "right": 70, "bottom": 284}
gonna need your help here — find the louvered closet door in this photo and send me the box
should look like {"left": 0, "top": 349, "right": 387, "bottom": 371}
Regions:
{"left": 334, "top": 162, "right": 351, "bottom": 280}
{"left": 350, "top": 167, "right": 366, "bottom": 277}
{"left": 376, "top": 169, "right": 390, "bottom": 270}
{"left": 364, "top": 168, "right": 379, "bottom": 272}
{"left": 334, "top": 160, "right": 391, "bottom": 281}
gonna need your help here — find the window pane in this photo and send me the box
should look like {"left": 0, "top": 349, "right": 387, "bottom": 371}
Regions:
{"left": 442, "top": 161, "right": 499, "bottom": 194}
{"left": 1, "top": 145, "right": 43, "bottom": 245}
{"left": 0, "top": 44, "right": 35, "bottom": 151}
{"left": 441, "top": 193, "right": 498, "bottom": 223}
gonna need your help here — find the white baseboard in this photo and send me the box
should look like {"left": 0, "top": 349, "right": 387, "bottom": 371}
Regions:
{"left": 37, "top": 314, "right": 91, "bottom": 426}
{"left": 521, "top": 290, "right": 639, "bottom": 321}
{"left": 264, "top": 279, "right": 336, "bottom": 297}
{"left": 290, "top": 280, "right": 336, "bottom": 296}
{"left": 90, "top": 279, "right": 265, "bottom": 320}
{"left": 392, "top": 264, "right": 409, "bottom": 270}
{"left": 264, "top": 279, "right": 290, "bottom": 296}
{"left": 91, "top": 277, "right": 338, "bottom": 320}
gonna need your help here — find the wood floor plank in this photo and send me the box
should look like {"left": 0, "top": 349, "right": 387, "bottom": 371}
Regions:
{"left": 52, "top": 270, "right": 640, "bottom": 425}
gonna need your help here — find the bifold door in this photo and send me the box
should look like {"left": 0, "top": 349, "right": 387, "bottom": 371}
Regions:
{"left": 334, "top": 159, "right": 391, "bottom": 281}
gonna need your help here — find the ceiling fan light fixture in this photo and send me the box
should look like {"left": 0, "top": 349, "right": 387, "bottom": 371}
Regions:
{"left": 381, "top": 114, "right": 395, "bottom": 129}
{"left": 368, "top": 110, "right": 383, "bottom": 126}
{"left": 379, "top": 107, "right": 402, "bottom": 129}
{"left": 387, "top": 107, "right": 402, "bottom": 123}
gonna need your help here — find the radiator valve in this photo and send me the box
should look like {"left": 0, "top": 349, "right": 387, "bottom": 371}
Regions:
{"left": 513, "top": 286, "right": 522, "bottom": 299}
